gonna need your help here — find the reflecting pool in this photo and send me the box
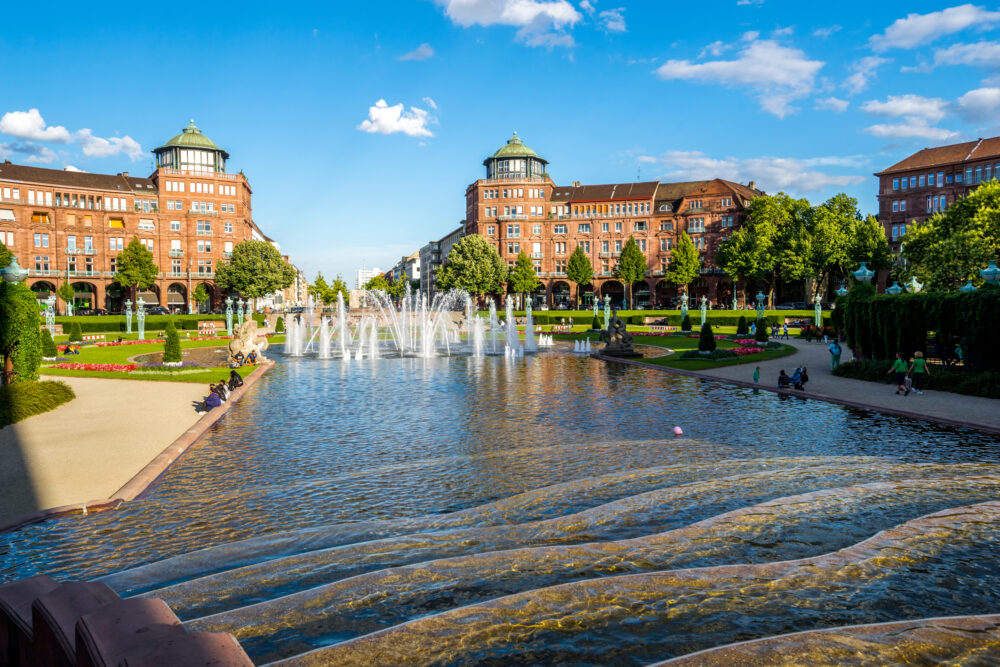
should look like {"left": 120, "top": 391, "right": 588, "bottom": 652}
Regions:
{"left": 1, "top": 347, "right": 999, "bottom": 665}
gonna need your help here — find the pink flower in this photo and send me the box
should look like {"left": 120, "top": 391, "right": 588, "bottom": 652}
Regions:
{"left": 732, "top": 346, "right": 766, "bottom": 356}
{"left": 50, "top": 363, "right": 138, "bottom": 372}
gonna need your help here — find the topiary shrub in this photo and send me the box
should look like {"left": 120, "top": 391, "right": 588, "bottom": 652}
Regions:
{"left": 41, "top": 328, "right": 58, "bottom": 358}
{"left": 681, "top": 314, "right": 692, "bottom": 332}
{"left": 275, "top": 316, "right": 285, "bottom": 333}
{"left": 755, "top": 318, "right": 769, "bottom": 343}
{"left": 0, "top": 281, "right": 42, "bottom": 383}
{"left": 68, "top": 321, "right": 83, "bottom": 343}
{"left": 698, "top": 322, "right": 717, "bottom": 352}
{"left": 591, "top": 315, "right": 601, "bottom": 330}
{"left": 736, "top": 316, "right": 748, "bottom": 336}
{"left": 162, "top": 322, "right": 182, "bottom": 363}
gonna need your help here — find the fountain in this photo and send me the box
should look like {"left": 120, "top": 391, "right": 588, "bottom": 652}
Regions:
{"left": 524, "top": 299, "right": 537, "bottom": 352}
{"left": 504, "top": 296, "right": 520, "bottom": 355}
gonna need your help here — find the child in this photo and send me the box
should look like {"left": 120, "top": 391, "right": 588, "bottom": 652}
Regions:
{"left": 753, "top": 366, "right": 760, "bottom": 384}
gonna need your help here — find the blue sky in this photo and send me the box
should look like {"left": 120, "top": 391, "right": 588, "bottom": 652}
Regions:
{"left": 2, "top": 1, "right": 999, "bottom": 281}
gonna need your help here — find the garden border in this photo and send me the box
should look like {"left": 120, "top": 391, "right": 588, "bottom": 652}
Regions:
{"left": 593, "top": 353, "right": 1000, "bottom": 436}
{"left": 0, "top": 361, "right": 275, "bottom": 535}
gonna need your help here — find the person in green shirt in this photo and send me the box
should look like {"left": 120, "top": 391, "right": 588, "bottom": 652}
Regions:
{"left": 908, "top": 350, "right": 930, "bottom": 395}
{"left": 887, "top": 352, "right": 910, "bottom": 396}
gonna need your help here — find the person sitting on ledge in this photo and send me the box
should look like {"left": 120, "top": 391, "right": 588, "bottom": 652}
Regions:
{"left": 778, "top": 370, "right": 791, "bottom": 389}
{"left": 218, "top": 379, "right": 231, "bottom": 400}
{"left": 232, "top": 350, "right": 245, "bottom": 367}
{"left": 228, "top": 369, "right": 244, "bottom": 391}
{"left": 211, "top": 382, "right": 227, "bottom": 403}
{"left": 200, "top": 386, "right": 222, "bottom": 413}
{"left": 246, "top": 349, "right": 258, "bottom": 365}
{"left": 791, "top": 367, "right": 804, "bottom": 390}
{"left": 115, "top": 336, "right": 124, "bottom": 343}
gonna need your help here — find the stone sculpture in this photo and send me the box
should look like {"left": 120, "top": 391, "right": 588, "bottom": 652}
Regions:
{"left": 228, "top": 315, "right": 269, "bottom": 363}
{"left": 599, "top": 308, "right": 641, "bottom": 357}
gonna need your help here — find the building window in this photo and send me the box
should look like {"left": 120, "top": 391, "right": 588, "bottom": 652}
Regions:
{"left": 909, "top": 176, "right": 916, "bottom": 188}
{"left": 659, "top": 221, "right": 674, "bottom": 231}
{"left": 720, "top": 197, "right": 732, "bottom": 206}
{"left": 926, "top": 196, "right": 932, "bottom": 212}
{"left": 169, "top": 220, "right": 181, "bottom": 232}
{"left": 900, "top": 200, "right": 907, "bottom": 212}
{"left": 197, "top": 240, "right": 212, "bottom": 252}
{"left": 31, "top": 212, "right": 50, "bottom": 224}
{"left": 578, "top": 223, "right": 591, "bottom": 233}
{"left": 198, "top": 260, "right": 213, "bottom": 274}
{"left": 506, "top": 242, "right": 519, "bottom": 254}
{"left": 532, "top": 224, "right": 542, "bottom": 235}
{"left": 965, "top": 167, "right": 973, "bottom": 183}
{"left": 975, "top": 166, "right": 982, "bottom": 183}
{"left": 689, "top": 217, "right": 705, "bottom": 232}
{"left": 954, "top": 172, "right": 962, "bottom": 183}
{"left": 638, "top": 239, "right": 646, "bottom": 252}
{"left": 721, "top": 215, "right": 734, "bottom": 227}
{"left": 197, "top": 220, "right": 212, "bottom": 234}
{"left": 601, "top": 223, "right": 609, "bottom": 232}
{"left": 918, "top": 175, "right": 925, "bottom": 187}
{"left": 614, "top": 222, "right": 622, "bottom": 233}
{"left": 693, "top": 236, "right": 705, "bottom": 250}
{"left": 507, "top": 224, "right": 520, "bottom": 238}
{"left": 554, "top": 224, "right": 567, "bottom": 234}
{"left": 486, "top": 225, "right": 495, "bottom": 235}
{"left": 580, "top": 241, "right": 590, "bottom": 252}
{"left": 940, "top": 195, "right": 947, "bottom": 209}
{"left": 555, "top": 242, "right": 566, "bottom": 254}
{"left": 986, "top": 165, "right": 993, "bottom": 180}
{"left": 615, "top": 240, "right": 622, "bottom": 252}
{"left": 928, "top": 173, "right": 935, "bottom": 186}
{"left": 689, "top": 199, "right": 703, "bottom": 209}
{"left": 172, "top": 259, "right": 182, "bottom": 273}
{"left": 634, "top": 221, "right": 647, "bottom": 231}
{"left": 601, "top": 240, "right": 609, "bottom": 253}
{"left": 33, "top": 233, "right": 49, "bottom": 247}
{"left": 34, "top": 255, "right": 50, "bottom": 271}
{"left": 892, "top": 201, "right": 899, "bottom": 213}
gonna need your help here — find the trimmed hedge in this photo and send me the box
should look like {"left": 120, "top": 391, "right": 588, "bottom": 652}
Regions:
{"left": 53, "top": 313, "right": 265, "bottom": 333}
{"left": 0, "top": 380, "right": 75, "bottom": 428}
{"left": 275, "top": 316, "right": 285, "bottom": 333}
{"left": 68, "top": 322, "right": 83, "bottom": 342}
{"left": 736, "top": 316, "right": 748, "bottom": 336}
{"left": 41, "top": 329, "right": 58, "bottom": 357}
{"left": 480, "top": 309, "right": 820, "bottom": 327}
{"left": 699, "top": 322, "right": 717, "bottom": 352}
{"left": 163, "top": 322, "right": 182, "bottom": 363}
{"left": 833, "top": 359, "right": 1000, "bottom": 399}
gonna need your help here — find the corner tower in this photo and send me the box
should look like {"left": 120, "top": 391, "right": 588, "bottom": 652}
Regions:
{"left": 483, "top": 132, "right": 548, "bottom": 180}
{"left": 152, "top": 120, "right": 230, "bottom": 173}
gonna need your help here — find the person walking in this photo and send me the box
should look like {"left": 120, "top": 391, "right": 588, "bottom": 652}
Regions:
{"left": 829, "top": 339, "right": 842, "bottom": 371}
{"left": 782, "top": 323, "right": 789, "bottom": 340}
{"left": 908, "top": 351, "right": 930, "bottom": 395}
{"left": 753, "top": 366, "right": 760, "bottom": 384}
{"left": 888, "top": 352, "right": 909, "bottom": 396}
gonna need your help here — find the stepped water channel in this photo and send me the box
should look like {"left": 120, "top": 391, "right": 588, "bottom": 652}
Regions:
{"left": 1, "top": 321, "right": 999, "bottom": 665}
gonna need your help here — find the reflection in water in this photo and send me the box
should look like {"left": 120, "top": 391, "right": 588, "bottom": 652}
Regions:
{"left": 0, "top": 349, "right": 999, "bottom": 665}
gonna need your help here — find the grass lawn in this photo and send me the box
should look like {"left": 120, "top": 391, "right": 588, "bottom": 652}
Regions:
{"left": 552, "top": 330, "right": 796, "bottom": 370}
{"left": 0, "top": 381, "right": 76, "bottom": 428}
{"left": 38, "top": 335, "right": 285, "bottom": 383}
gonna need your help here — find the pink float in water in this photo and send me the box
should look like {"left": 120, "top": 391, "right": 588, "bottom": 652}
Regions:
{"left": 673, "top": 426, "right": 683, "bottom": 437}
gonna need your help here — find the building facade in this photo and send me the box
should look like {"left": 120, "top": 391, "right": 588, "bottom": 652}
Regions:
{"left": 462, "top": 133, "right": 762, "bottom": 308}
{"left": 355, "top": 267, "right": 381, "bottom": 290}
{"left": 419, "top": 226, "right": 464, "bottom": 297}
{"left": 390, "top": 251, "right": 421, "bottom": 285}
{"left": 0, "top": 120, "right": 267, "bottom": 313}
{"left": 876, "top": 136, "right": 1000, "bottom": 251}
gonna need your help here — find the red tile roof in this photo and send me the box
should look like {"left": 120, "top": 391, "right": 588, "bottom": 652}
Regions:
{"left": 877, "top": 136, "right": 1000, "bottom": 175}
{"left": 0, "top": 161, "right": 155, "bottom": 192}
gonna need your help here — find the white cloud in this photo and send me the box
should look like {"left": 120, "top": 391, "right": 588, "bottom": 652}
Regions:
{"left": 75, "top": 129, "right": 143, "bottom": 160}
{"left": 737, "top": 0, "right": 764, "bottom": 6}
{"left": 63, "top": 165, "right": 83, "bottom": 172}
{"left": 956, "top": 86, "right": 1000, "bottom": 120}
{"left": 741, "top": 30, "right": 760, "bottom": 41}
{"left": 813, "top": 25, "right": 841, "bottom": 39}
{"left": 598, "top": 7, "right": 626, "bottom": 33}
{"left": 654, "top": 39, "right": 824, "bottom": 117}
{"left": 861, "top": 94, "right": 950, "bottom": 122}
{"left": 772, "top": 26, "right": 794, "bottom": 37}
{"left": 422, "top": 96, "right": 439, "bottom": 110}
{"left": 650, "top": 150, "right": 865, "bottom": 193}
{"left": 863, "top": 120, "right": 959, "bottom": 141}
{"left": 934, "top": 40, "right": 1000, "bottom": 68}
{"left": 815, "top": 96, "right": 849, "bottom": 112}
{"left": 0, "top": 141, "right": 57, "bottom": 163}
{"left": 579, "top": 0, "right": 594, "bottom": 14}
{"left": 699, "top": 40, "right": 728, "bottom": 58}
{"left": 358, "top": 99, "right": 435, "bottom": 138}
{"left": 870, "top": 4, "right": 1000, "bottom": 51}
{"left": 842, "top": 56, "right": 890, "bottom": 96}
{"left": 0, "top": 109, "right": 71, "bottom": 143}
{"left": 399, "top": 43, "right": 435, "bottom": 61}
{"left": 434, "top": 0, "right": 581, "bottom": 48}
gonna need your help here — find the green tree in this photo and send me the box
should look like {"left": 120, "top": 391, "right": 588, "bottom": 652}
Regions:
{"left": 330, "top": 274, "right": 350, "bottom": 304}
{"left": 363, "top": 274, "right": 392, "bottom": 292}
{"left": 162, "top": 321, "right": 182, "bottom": 363}
{"left": 275, "top": 316, "right": 285, "bottom": 333}
{"left": 192, "top": 283, "right": 210, "bottom": 308}
{"left": 508, "top": 251, "right": 540, "bottom": 309}
{"left": 0, "top": 242, "right": 11, "bottom": 268}
{"left": 57, "top": 282, "right": 75, "bottom": 313}
{"left": 215, "top": 240, "right": 296, "bottom": 308}
{"left": 736, "top": 315, "right": 748, "bottom": 336}
{"left": 68, "top": 321, "right": 83, "bottom": 343}
{"left": 902, "top": 180, "right": 1000, "bottom": 289}
{"left": 387, "top": 273, "right": 409, "bottom": 300}
{"left": 309, "top": 272, "right": 332, "bottom": 304}
{"left": 41, "top": 327, "right": 58, "bottom": 358}
{"left": 698, "top": 322, "right": 717, "bottom": 352}
{"left": 566, "top": 245, "right": 594, "bottom": 308}
{"left": 847, "top": 214, "right": 892, "bottom": 275}
{"left": 807, "top": 194, "right": 891, "bottom": 295}
{"left": 616, "top": 236, "right": 647, "bottom": 309}
{"left": 113, "top": 237, "right": 159, "bottom": 299}
{"left": 435, "top": 234, "right": 507, "bottom": 302}
{"left": 755, "top": 318, "right": 769, "bottom": 343}
{"left": 664, "top": 232, "right": 701, "bottom": 296}
{"left": 0, "top": 281, "right": 42, "bottom": 384}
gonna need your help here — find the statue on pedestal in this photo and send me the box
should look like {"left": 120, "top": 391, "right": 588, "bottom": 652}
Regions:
{"left": 598, "top": 307, "right": 641, "bottom": 357}
{"left": 228, "top": 315, "right": 269, "bottom": 364}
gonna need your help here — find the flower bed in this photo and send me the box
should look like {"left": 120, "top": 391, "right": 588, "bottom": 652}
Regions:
{"left": 734, "top": 338, "right": 758, "bottom": 346}
{"left": 49, "top": 363, "right": 139, "bottom": 372}
{"left": 732, "top": 346, "right": 767, "bottom": 356}
{"left": 685, "top": 334, "right": 728, "bottom": 339}
{"left": 95, "top": 339, "right": 165, "bottom": 347}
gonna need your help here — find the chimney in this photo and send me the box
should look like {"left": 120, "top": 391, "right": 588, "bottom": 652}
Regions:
{"left": 572, "top": 180, "right": 581, "bottom": 187}
{"left": 122, "top": 171, "right": 129, "bottom": 177}
{"left": 748, "top": 180, "right": 756, "bottom": 190}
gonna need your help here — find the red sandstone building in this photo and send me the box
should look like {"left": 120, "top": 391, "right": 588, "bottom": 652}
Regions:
{"left": 876, "top": 135, "right": 1000, "bottom": 251}
{"left": 0, "top": 121, "right": 267, "bottom": 312}
{"left": 463, "top": 133, "right": 763, "bottom": 308}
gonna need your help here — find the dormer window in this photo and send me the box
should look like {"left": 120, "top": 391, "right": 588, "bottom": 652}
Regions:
{"left": 658, "top": 203, "right": 672, "bottom": 212}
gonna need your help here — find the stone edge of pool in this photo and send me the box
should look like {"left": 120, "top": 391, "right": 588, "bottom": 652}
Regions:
{"left": 0, "top": 361, "right": 275, "bottom": 535}
{"left": 592, "top": 353, "right": 1000, "bottom": 436}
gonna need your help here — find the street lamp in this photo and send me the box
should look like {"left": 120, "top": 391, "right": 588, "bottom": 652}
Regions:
{"left": 835, "top": 283, "right": 849, "bottom": 297}
{"left": 905, "top": 276, "right": 923, "bottom": 293}
{"left": 225, "top": 297, "right": 234, "bottom": 336}
{"left": 981, "top": 260, "right": 1000, "bottom": 286}
{"left": 124, "top": 299, "right": 133, "bottom": 334}
{"left": 959, "top": 280, "right": 978, "bottom": 293}
{"left": 886, "top": 282, "right": 903, "bottom": 295}
{"left": 755, "top": 291, "right": 766, "bottom": 321}
{"left": 852, "top": 262, "right": 874, "bottom": 284}
{"left": 1, "top": 257, "right": 28, "bottom": 284}
{"left": 813, "top": 293, "right": 823, "bottom": 327}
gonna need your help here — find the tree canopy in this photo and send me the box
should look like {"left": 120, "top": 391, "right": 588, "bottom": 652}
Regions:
{"left": 566, "top": 245, "right": 594, "bottom": 306}
{"left": 192, "top": 283, "right": 210, "bottom": 304}
{"left": 902, "top": 179, "right": 1000, "bottom": 289}
{"left": 0, "top": 282, "right": 41, "bottom": 384}
{"left": 113, "top": 237, "right": 159, "bottom": 294}
{"left": 508, "top": 251, "right": 540, "bottom": 305}
{"left": 57, "top": 282, "right": 75, "bottom": 307}
{"left": 663, "top": 231, "right": 701, "bottom": 291}
{"left": 310, "top": 272, "right": 351, "bottom": 305}
{"left": 363, "top": 274, "right": 392, "bottom": 292}
{"left": 0, "top": 242, "right": 11, "bottom": 268}
{"left": 616, "top": 236, "right": 647, "bottom": 308}
{"left": 435, "top": 234, "right": 507, "bottom": 299}
{"left": 215, "top": 240, "right": 296, "bottom": 301}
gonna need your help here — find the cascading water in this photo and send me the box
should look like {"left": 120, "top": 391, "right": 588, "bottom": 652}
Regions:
{"left": 504, "top": 296, "right": 519, "bottom": 354}
{"left": 471, "top": 315, "right": 485, "bottom": 357}
{"left": 488, "top": 300, "right": 499, "bottom": 355}
{"left": 317, "top": 316, "right": 331, "bottom": 359}
{"left": 524, "top": 301, "right": 537, "bottom": 352}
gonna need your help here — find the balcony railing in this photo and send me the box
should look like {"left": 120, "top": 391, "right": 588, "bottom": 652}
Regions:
{"left": 599, "top": 251, "right": 611, "bottom": 258}
{"left": 191, "top": 210, "right": 218, "bottom": 217}
{"left": 169, "top": 249, "right": 184, "bottom": 257}
{"left": 481, "top": 177, "right": 548, "bottom": 185}
{"left": 158, "top": 168, "right": 243, "bottom": 181}
{"left": 499, "top": 214, "right": 527, "bottom": 221}
{"left": 67, "top": 270, "right": 101, "bottom": 278}
{"left": 196, "top": 229, "right": 213, "bottom": 235}
{"left": 550, "top": 271, "right": 567, "bottom": 278}
{"left": 166, "top": 271, "right": 188, "bottom": 278}
{"left": 223, "top": 252, "right": 232, "bottom": 259}
{"left": 195, "top": 271, "right": 215, "bottom": 278}
{"left": 530, "top": 252, "right": 543, "bottom": 259}
{"left": 29, "top": 269, "right": 60, "bottom": 276}
{"left": 601, "top": 270, "right": 613, "bottom": 276}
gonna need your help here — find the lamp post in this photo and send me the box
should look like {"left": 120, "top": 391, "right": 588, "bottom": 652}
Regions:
{"left": 680, "top": 292, "right": 689, "bottom": 321}
{"left": 731, "top": 292, "right": 737, "bottom": 311}
{"left": 603, "top": 294, "right": 610, "bottom": 330}
{"left": 43, "top": 296, "right": 56, "bottom": 331}
{"left": 886, "top": 282, "right": 903, "bottom": 295}
{"left": 124, "top": 299, "right": 133, "bottom": 334}
{"left": 699, "top": 295, "right": 708, "bottom": 327}
{"left": 836, "top": 283, "right": 849, "bottom": 297}
{"left": 136, "top": 297, "right": 146, "bottom": 340}
{"left": 1, "top": 257, "right": 29, "bottom": 284}
{"left": 905, "top": 276, "right": 923, "bottom": 293}
{"left": 813, "top": 293, "right": 823, "bottom": 327}
{"left": 981, "top": 260, "right": 1000, "bottom": 286}
{"left": 959, "top": 280, "right": 978, "bottom": 293}
{"left": 236, "top": 298, "right": 245, "bottom": 326}
{"left": 225, "top": 297, "right": 234, "bottom": 336}
{"left": 755, "top": 291, "right": 765, "bottom": 321}
{"left": 852, "top": 262, "right": 874, "bottom": 285}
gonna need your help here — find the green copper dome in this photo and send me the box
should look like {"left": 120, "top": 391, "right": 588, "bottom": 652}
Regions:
{"left": 154, "top": 120, "right": 229, "bottom": 158}
{"left": 485, "top": 132, "right": 547, "bottom": 164}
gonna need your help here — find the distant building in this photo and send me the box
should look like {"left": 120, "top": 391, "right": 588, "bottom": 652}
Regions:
{"left": 391, "top": 251, "right": 421, "bottom": 284}
{"left": 355, "top": 266, "right": 381, "bottom": 290}
{"left": 419, "top": 226, "right": 464, "bottom": 297}
{"left": 876, "top": 136, "right": 1000, "bottom": 250}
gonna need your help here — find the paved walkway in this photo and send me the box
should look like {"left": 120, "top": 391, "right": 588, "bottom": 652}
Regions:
{"left": 0, "top": 376, "right": 205, "bottom": 524}
{"left": 696, "top": 338, "right": 1000, "bottom": 432}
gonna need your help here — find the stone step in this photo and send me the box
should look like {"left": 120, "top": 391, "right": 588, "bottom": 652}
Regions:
{"left": 0, "top": 574, "right": 60, "bottom": 667}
